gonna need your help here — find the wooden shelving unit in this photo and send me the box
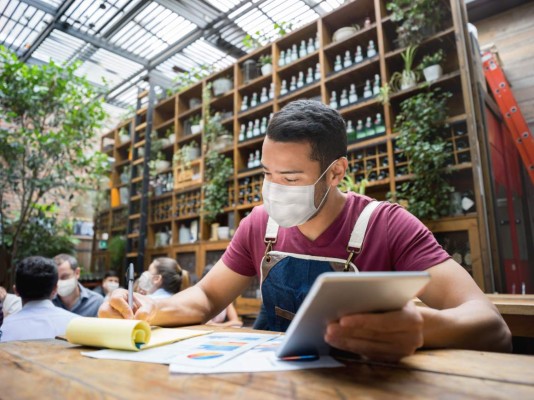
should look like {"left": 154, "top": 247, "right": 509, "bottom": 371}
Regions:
{"left": 92, "top": 0, "right": 490, "bottom": 314}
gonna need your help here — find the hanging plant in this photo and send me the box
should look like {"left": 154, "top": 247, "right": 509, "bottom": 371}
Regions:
{"left": 394, "top": 88, "right": 454, "bottom": 220}
{"left": 202, "top": 150, "right": 234, "bottom": 224}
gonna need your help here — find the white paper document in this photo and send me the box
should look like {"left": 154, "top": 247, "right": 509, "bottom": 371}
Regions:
{"left": 169, "top": 336, "right": 343, "bottom": 374}
{"left": 82, "top": 332, "right": 276, "bottom": 366}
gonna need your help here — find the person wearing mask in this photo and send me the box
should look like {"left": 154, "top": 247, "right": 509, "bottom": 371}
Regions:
{"left": 52, "top": 254, "right": 103, "bottom": 317}
{"left": 0, "top": 256, "right": 77, "bottom": 342}
{"left": 93, "top": 270, "right": 120, "bottom": 298}
{"left": 100, "top": 100, "right": 511, "bottom": 362}
{"left": 137, "top": 257, "right": 190, "bottom": 299}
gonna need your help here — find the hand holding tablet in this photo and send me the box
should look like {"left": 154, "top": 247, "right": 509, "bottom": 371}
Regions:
{"left": 275, "top": 271, "right": 430, "bottom": 358}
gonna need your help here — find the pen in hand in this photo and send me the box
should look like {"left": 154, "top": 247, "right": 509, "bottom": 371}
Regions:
{"left": 127, "top": 263, "right": 134, "bottom": 310}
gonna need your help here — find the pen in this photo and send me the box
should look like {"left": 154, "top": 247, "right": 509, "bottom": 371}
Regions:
{"left": 279, "top": 354, "right": 319, "bottom": 361}
{"left": 127, "top": 263, "right": 134, "bottom": 310}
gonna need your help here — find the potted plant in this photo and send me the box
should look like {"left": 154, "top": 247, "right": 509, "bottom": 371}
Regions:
{"left": 172, "top": 141, "right": 200, "bottom": 174}
{"left": 387, "top": 0, "right": 445, "bottom": 48}
{"left": 259, "top": 55, "right": 273, "bottom": 76}
{"left": 118, "top": 128, "right": 130, "bottom": 144}
{"left": 202, "top": 84, "right": 233, "bottom": 151}
{"left": 418, "top": 49, "right": 445, "bottom": 82}
{"left": 108, "top": 236, "right": 126, "bottom": 270}
{"left": 202, "top": 149, "right": 234, "bottom": 225}
{"left": 165, "top": 128, "right": 176, "bottom": 144}
{"left": 189, "top": 115, "right": 202, "bottom": 135}
{"left": 332, "top": 24, "right": 360, "bottom": 42}
{"left": 390, "top": 45, "right": 419, "bottom": 91}
{"left": 212, "top": 75, "right": 233, "bottom": 96}
{"left": 393, "top": 88, "right": 454, "bottom": 220}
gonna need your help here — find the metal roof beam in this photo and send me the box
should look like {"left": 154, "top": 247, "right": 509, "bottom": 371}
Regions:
{"left": 58, "top": 24, "right": 149, "bottom": 66}
{"left": 153, "top": 0, "right": 209, "bottom": 28}
{"left": 300, "top": 0, "right": 326, "bottom": 16}
{"left": 20, "top": 0, "right": 77, "bottom": 62}
{"left": 18, "top": 0, "right": 56, "bottom": 15}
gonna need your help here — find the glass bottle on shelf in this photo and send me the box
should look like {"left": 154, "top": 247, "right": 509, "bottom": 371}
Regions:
{"left": 246, "top": 121, "right": 254, "bottom": 139}
{"left": 291, "top": 44, "right": 298, "bottom": 61}
{"left": 253, "top": 119, "right": 260, "bottom": 137}
{"left": 260, "top": 87, "right": 268, "bottom": 103}
{"left": 299, "top": 40, "right": 307, "bottom": 58}
{"left": 343, "top": 50, "right": 352, "bottom": 68}
{"left": 260, "top": 117, "right": 267, "bottom": 134}
{"left": 254, "top": 150, "right": 261, "bottom": 168}
{"left": 307, "top": 38, "right": 315, "bottom": 54}
{"left": 373, "top": 74, "right": 380, "bottom": 96}
{"left": 314, "top": 32, "right": 319, "bottom": 50}
{"left": 346, "top": 120, "right": 355, "bottom": 141}
{"left": 329, "top": 91, "right": 338, "bottom": 109}
{"left": 250, "top": 92, "right": 258, "bottom": 108}
{"left": 374, "top": 113, "right": 386, "bottom": 134}
{"left": 339, "top": 89, "right": 349, "bottom": 107}
{"left": 297, "top": 71, "right": 304, "bottom": 88}
{"left": 355, "top": 45, "right": 363, "bottom": 63}
{"left": 377, "top": 170, "right": 388, "bottom": 180}
{"left": 306, "top": 67, "right": 314, "bottom": 84}
{"left": 314, "top": 63, "right": 321, "bottom": 80}
{"left": 279, "top": 50, "right": 285, "bottom": 67}
{"left": 364, "top": 16, "right": 372, "bottom": 28}
{"left": 367, "top": 40, "right": 377, "bottom": 58}
{"left": 363, "top": 80, "right": 372, "bottom": 98}
{"left": 334, "top": 55, "right": 343, "bottom": 72}
{"left": 461, "top": 190, "right": 476, "bottom": 214}
{"left": 290, "top": 76, "right": 297, "bottom": 91}
{"left": 239, "top": 124, "right": 246, "bottom": 142}
{"left": 241, "top": 95, "right": 248, "bottom": 111}
{"left": 368, "top": 171, "right": 377, "bottom": 181}
{"left": 280, "top": 79, "right": 288, "bottom": 96}
{"left": 269, "top": 82, "right": 274, "bottom": 99}
{"left": 356, "top": 119, "right": 364, "bottom": 139}
{"left": 285, "top": 48, "right": 292, "bottom": 65}
{"left": 349, "top": 84, "right": 358, "bottom": 103}
{"left": 365, "top": 116, "right": 375, "bottom": 137}
{"left": 247, "top": 153, "right": 254, "bottom": 169}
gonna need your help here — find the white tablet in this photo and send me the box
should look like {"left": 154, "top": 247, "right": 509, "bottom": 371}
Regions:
{"left": 275, "top": 271, "right": 430, "bottom": 358}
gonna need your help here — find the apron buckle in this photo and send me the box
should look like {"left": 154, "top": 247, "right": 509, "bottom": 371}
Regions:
{"left": 264, "top": 239, "right": 276, "bottom": 262}
{"left": 344, "top": 246, "right": 360, "bottom": 272}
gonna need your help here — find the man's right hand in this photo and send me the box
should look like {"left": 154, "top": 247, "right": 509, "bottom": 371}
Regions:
{"left": 98, "top": 288, "right": 157, "bottom": 322}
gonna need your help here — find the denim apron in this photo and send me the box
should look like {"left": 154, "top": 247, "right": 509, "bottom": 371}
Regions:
{"left": 259, "top": 201, "right": 382, "bottom": 332}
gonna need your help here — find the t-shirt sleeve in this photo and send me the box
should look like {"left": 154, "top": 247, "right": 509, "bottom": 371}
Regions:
{"left": 387, "top": 204, "right": 450, "bottom": 271}
{"left": 221, "top": 210, "right": 258, "bottom": 277}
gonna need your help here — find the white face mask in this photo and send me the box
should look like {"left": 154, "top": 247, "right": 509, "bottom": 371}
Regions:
{"left": 104, "top": 282, "right": 119, "bottom": 293}
{"left": 138, "top": 271, "right": 156, "bottom": 293}
{"left": 262, "top": 160, "right": 335, "bottom": 227}
{"left": 57, "top": 277, "right": 77, "bottom": 297}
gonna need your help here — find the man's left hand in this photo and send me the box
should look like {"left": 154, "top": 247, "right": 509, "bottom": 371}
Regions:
{"left": 325, "top": 300, "right": 424, "bottom": 363}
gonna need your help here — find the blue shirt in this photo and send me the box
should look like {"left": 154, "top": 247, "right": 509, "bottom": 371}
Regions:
{"left": 0, "top": 300, "right": 77, "bottom": 342}
{"left": 53, "top": 283, "right": 104, "bottom": 317}
{"left": 149, "top": 288, "right": 174, "bottom": 299}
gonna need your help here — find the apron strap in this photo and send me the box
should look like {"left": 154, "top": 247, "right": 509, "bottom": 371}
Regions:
{"left": 264, "top": 217, "right": 279, "bottom": 258}
{"left": 344, "top": 200, "right": 382, "bottom": 271}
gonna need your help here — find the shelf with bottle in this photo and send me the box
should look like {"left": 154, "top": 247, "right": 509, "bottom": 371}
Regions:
{"left": 111, "top": 206, "right": 128, "bottom": 229}
{"left": 325, "top": 39, "right": 379, "bottom": 79}
{"left": 176, "top": 218, "right": 200, "bottom": 245}
{"left": 348, "top": 142, "right": 390, "bottom": 186}
{"left": 152, "top": 171, "right": 174, "bottom": 197}
{"left": 150, "top": 223, "right": 172, "bottom": 249}
{"left": 275, "top": 20, "right": 318, "bottom": 70}
{"left": 238, "top": 84, "right": 274, "bottom": 115}
{"left": 277, "top": 83, "right": 322, "bottom": 109}
{"left": 345, "top": 111, "right": 387, "bottom": 144}
{"left": 238, "top": 44, "right": 272, "bottom": 86}
{"left": 327, "top": 72, "right": 381, "bottom": 114}
{"left": 236, "top": 145, "right": 262, "bottom": 174}
{"left": 237, "top": 174, "right": 263, "bottom": 208}
{"left": 237, "top": 114, "right": 271, "bottom": 145}
{"left": 175, "top": 188, "right": 201, "bottom": 220}
{"left": 278, "top": 61, "right": 321, "bottom": 98}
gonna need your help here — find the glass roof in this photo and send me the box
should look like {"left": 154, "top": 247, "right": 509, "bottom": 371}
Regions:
{"left": 0, "top": 0, "right": 344, "bottom": 126}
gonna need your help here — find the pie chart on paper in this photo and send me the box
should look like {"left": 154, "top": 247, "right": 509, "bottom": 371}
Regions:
{"left": 187, "top": 352, "right": 224, "bottom": 360}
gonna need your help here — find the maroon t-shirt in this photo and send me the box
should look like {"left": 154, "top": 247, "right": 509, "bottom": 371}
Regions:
{"left": 222, "top": 192, "right": 450, "bottom": 277}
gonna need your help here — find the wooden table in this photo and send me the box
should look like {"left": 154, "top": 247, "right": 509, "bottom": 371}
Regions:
{"left": 486, "top": 294, "right": 534, "bottom": 338}
{"left": 1, "top": 329, "right": 534, "bottom": 399}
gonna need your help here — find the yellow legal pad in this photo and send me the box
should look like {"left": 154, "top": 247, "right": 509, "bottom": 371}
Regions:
{"left": 65, "top": 317, "right": 210, "bottom": 351}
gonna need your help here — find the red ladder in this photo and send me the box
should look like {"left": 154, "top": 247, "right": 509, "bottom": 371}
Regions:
{"left": 482, "top": 51, "right": 534, "bottom": 184}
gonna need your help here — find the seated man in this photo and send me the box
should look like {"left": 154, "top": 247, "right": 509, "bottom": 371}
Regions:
{"left": 52, "top": 254, "right": 103, "bottom": 317}
{"left": 93, "top": 270, "right": 120, "bottom": 299}
{"left": 100, "top": 100, "right": 511, "bottom": 362}
{"left": 0, "top": 256, "right": 77, "bottom": 342}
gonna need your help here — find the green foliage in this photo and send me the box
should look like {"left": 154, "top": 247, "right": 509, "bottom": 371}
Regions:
{"left": 202, "top": 83, "right": 230, "bottom": 147}
{"left": 242, "top": 22, "right": 293, "bottom": 50}
{"left": 0, "top": 46, "right": 107, "bottom": 275}
{"left": 108, "top": 235, "right": 126, "bottom": 270}
{"left": 394, "top": 89, "right": 454, "bottom": 220}
{"left": 148, "top": 131, "right": 165, "bottom": 177}
{"left": 378, "top": 83, "right": 392, "bottom": 106}
{"left": 390, "top": 45, "right": 419, "bottom": 91}
{"left": 202, "top": 150, "right": 234, "bottom": 224}
{"left": 418, "top": 49, "right": 445, "bottom": 70}
{"left": 4, "top": 204, "right": 79, "bottom": 262}
{"left": 259, "top": 54, "right": 273, "bottom": 66}
{"left": 172, "top": 141, "right": 199, "bottom": 173}
{"left": 386, "top": 0, "right": 445, "bottom": 47}
{"left": 338, "top": 174, "right": 368, "bottom": 195}
{"left": 168, "top": 64, "right": 214, "bottom": 95}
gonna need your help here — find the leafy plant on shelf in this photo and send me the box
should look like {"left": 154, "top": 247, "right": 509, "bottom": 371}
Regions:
{"left": 418, "top": 49, "right": 445, "bottom": 70}
{"left": 168, "top": 64, "right": 215, "bottom": 96}
{"left": 390, "top": 45, "right": 419, "bottom": 92}
{"left": 202, "top": 83, "right": 232, "bottom": 149}
{"left": 148, "top": 131, "right": 165, "bottom": 178}
{"left": 394, "top": 88, "right": 454, "bottom": 220}
{"left": 108, "top": 235, "right": 126, "bottom": 270}
{"left": 386, "top": 0, "right": 445, "bottom": 47}
{"left": 202, "top": 150, "right": 234, "bottom": 225}
{"left": 259, "top": 54, "right": 273, "bottom": 66}
{"left": 172, "top": 141, "right": 199, "bottom": 174}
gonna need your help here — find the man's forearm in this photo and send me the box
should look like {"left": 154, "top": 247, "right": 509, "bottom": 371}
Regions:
{"left": 150, "top": 285, "right": 213, "bottom": 327}
{"left": 419, "top": 300, "right": 512, "bottom": 352}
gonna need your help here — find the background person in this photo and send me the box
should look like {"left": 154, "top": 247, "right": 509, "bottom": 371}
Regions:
{"left": 138, "top": 257, "right": 190, "bottom": 299}
{"left": 93, "top": 270, "right": 120, "bottom": 298}
{"left": 52, "top": 254, "right": 103, "bottom": 317}
{"left": 0, "top": 256, "right": 77, "bottom": 342}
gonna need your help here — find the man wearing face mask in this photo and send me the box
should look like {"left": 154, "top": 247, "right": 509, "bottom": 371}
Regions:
{"left": 99, "top": 100, "right": 511, "bottom": 362}
{"left": 0, "top": 256, "right": 77, "bottom": 342}
{"left": 52, "top": 254, "right": 103, "bottom": 317}
{"left": 93, "top": 270, "right": 121, "bottom": 299}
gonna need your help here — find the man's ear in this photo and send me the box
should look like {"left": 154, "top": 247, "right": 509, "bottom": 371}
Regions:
{"left": 330, "top": 157, "right": 348, "bottom": 186}
{"left": 50, "top": 285, "right": 58, "bottom": 299}
{"left": 74, "top": 267, "right": 81, "bottom": 280}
